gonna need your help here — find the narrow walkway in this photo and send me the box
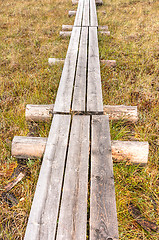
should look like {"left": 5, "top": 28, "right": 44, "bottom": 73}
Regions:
{"left": 24, "top": 1, "right": 119, "bottom": 239}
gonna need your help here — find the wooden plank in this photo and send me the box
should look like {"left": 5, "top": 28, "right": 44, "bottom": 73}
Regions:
{"left": 82, "top": 0, "right": 89, "bottom": 27}
{"left": 90, "top": 0, "right": 98, "bottom": 27}
{"left": 87, "top": 27, "right": 103, "bottom": 113}
{"left": 90, "top": 115, "right": 119, "bottom": 240}
{"left": 74, "top": 0, "right": 84, "bottom": 27}
{"left": 72, "top": 27, "right": 88, "bottom": 112}
{"left": 53, "top": 27, "right": 81, "bottom": 113}
{"left": 56, "top": 115, "right": 90, "bottom": 240}
{"left": 24, "top": 114, "right": 71, "bottom": 240}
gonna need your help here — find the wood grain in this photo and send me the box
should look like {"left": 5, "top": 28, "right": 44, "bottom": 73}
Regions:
{"left": 25, "top": 104, "right": 53, "bottom": 121}
{"left": 82, "top": 0, "right": 89, "bottom": 27}
{"left": 90, "top": 0, "right": 98, "bottom": 27}
{"left": 74, "top": 0, "right": 84, "bottom": 26}
{"left": 87, "top": 27, "right": 103, "bottom": 113}
{"left": 90, "top": 115, "right": 119, "bottom": 240}
{"left": 72, "top": 27, "right": 88, "bottom": 112}
{"left": 53, "top": 27, "right": 81, "bottom": 113}
{"left": 56, "top": 115, "right": 90, "bottom": 240}
{"left": 24, "top": 114, "right": 71, "bottom": 240}
{"left": 11, "top": 136, "right": 47, "bottom": 159}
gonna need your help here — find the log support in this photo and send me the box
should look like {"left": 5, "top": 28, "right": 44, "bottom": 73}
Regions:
{"left": 59, "top": 31, "right": 72, "bottom": 38}
{"left": 62, "top": 25, "right": 109, "bottom": 31}
{"left": 25, "top": 104, "right": 138, "bottom": 122}
{"left": 11, "top": 136, "right": 149, "bottom": 165}
{"left": 72, "top": 0, "right": 103, "bottom": 5}
{"left": 48, "top": 58, "right": 65, "bottom": 65}
{"left": 101, "top": 59, "right": 116, "bottom": 67}
{"left": 68, "top": 10, "right": 76, "bottom": 17}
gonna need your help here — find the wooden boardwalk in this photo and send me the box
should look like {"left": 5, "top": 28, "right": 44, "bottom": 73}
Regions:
{"left": 24, "top": 0, "right": 119, "bottom": 239}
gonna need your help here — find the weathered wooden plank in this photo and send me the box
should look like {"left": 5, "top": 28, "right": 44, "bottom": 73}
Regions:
{"left": 53, "top": 27, "right": 81, "bottom": 113}
{"left": 24, "top": 114, "right": 71, "bottom": 240}
{"left": 87, "top": 27, "right": 103, "bottom": 113}
{"left": 90, "top": 115, "right": 119, "bottom": 240}
{"left": 72, "top": 27, "right": 88, "bottom": 112}
{"left": 82, "top": 0, "right": 89, "bottom": 27}
{"left": 11, "top": 136, "right": 47, "bottom": 159}
{"left": 90, "top": 0, "right": 98, "bottom": 27}
{"left": 56, "top": 115, "right": 90, "bottom": 240}
{"left": 74, "top": 0, "right": 84, "bottom": 26}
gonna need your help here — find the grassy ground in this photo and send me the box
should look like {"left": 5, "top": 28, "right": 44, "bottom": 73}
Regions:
{"left": 0, "top": 0, "right": 158, "bottom": 239}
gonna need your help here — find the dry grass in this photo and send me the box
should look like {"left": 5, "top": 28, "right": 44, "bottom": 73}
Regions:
{"left": 0, "top": 0, "right": 158, "bottom": 239}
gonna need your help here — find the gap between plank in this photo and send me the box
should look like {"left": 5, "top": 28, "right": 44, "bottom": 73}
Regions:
{"left": 87, "top": 115, "right": 92, "bottom": 239}
{"left": 70, "top": 27, "right": 82, "bottom": 111}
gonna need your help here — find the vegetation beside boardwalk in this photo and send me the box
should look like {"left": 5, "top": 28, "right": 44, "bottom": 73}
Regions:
{"left": 0, "top": 0, "right": 158, "bottom": 239}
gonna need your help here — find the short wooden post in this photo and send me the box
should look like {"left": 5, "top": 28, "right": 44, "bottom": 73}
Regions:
{"left": 68, "top": 10, "right": 76, "bottom": 17}
{"left": 100, "top": 60, "right": 116, "bottom": 67}
{"left": 59, "top": 31, "right": 72, "bottom": 38}
{"left": 99, "top": 31, "right": 110, "bottom": 35}
{"left": 48, "top": 58, "right": 65, "bottom": 65}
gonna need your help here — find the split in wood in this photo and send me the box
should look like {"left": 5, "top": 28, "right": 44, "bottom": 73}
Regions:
{"left": 68, "top": 10, "right": 76, "bottom": 17}
{"left": 25, "top": 104, "right": 138, "bottom": 122}
{"left": 48, "top": 58, "right": 65, "bottom": 65}
{"left": 11, "top": 136, "right": 149, "bottom": 165}
{"left": 62, "top": 25, "right": 108, "bottom": 31}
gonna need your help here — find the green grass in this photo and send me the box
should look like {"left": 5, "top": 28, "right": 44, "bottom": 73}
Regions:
{"left": 0, "top": 0, "right": 159, "bottom": 239}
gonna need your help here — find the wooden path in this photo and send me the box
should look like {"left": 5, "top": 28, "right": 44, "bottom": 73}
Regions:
{"left": 24, "top": 0, "right": 119, "bottom": 239}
